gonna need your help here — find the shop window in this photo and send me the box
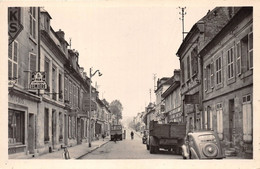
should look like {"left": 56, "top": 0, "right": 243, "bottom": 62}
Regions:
{"left": 8, "top": 109, "right": 25, "bottom": 144}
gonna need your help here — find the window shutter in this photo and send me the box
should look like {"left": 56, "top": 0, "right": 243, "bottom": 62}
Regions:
{"left": 30, "top": 54, "right": 37, "bottom": 82}
{"left": 236, "top": 42, "right": 241, "bottom": 75}
{"left": 210, "top": 62, "right": 214, "bottom": 88}
{"left": 248, "top": 32, "right": 253, "bottom": 69}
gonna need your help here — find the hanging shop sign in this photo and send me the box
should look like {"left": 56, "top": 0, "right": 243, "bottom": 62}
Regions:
{"left": 29, "top": 72, "right": 48, "bottom": 90}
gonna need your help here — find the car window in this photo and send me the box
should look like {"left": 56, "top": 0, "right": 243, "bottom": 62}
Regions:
{"left": 198, "top": 134, "right": 216, "bottom": 142}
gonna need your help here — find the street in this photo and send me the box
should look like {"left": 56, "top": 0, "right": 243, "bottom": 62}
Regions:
{"left": 79, "top": 128, "right": 182, "bottom": 159}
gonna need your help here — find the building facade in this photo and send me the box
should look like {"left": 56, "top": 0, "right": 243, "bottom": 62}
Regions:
{"left": 161, "top": 70, "right": 182, "bottom": 123}
{"left": 200, "top": 7, "right": 253, "bottom": 158}
{"left": 8, "top": 7, "right": 41, "bottom": 158}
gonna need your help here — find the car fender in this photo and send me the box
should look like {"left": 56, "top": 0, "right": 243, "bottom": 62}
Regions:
{"left": 190, "top": 147, "right": 199, "bottom": 159}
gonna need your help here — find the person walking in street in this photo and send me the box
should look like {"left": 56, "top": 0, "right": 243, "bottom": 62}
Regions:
{"left": 62, "top": 147, "right": 70, "bottom": 160}
{"left": 114, "top": 132, "right": 118, "bottom": 143}
{"left": 131, "top": 131, "right": 134, "bottom": 140}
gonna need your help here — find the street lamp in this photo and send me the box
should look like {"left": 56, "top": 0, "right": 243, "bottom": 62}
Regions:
{"left": 88, "top": 67, "right": 102, "bottom": 147}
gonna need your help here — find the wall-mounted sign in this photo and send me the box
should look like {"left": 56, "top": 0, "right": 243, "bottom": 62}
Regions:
{"left": 8, "top": 7, "right": 23, "bottom": 45}
{"left": 29, "top": 72, "right": 47, "bottom": 90}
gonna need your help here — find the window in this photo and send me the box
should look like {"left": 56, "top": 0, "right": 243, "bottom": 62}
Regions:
{"left": 236, "top": 42, "right": 242, "bottom": 75}
{"left": 204, "top": 67, "right": 208, "bottom": 91}
{"left": 69, "top": 81, "right": 72, "bottom": 103}
{"left": 8, "top": 41, "right": 18, "bottom": 81}
{"left": 242, "top": 94, "right": 252, "bottom": 143}
{"left": 248, "top": 32, "right": 253, "bottom": 69}
{"left": 241, "top": 30, "right": 253, "bottom": 72}
{"left": 216, "top": 103, "right": 223, "bottom": 140}
{"left": 44, "top": 57, "right": 50, "bottom": 93}
{"left": 64, "top": 77, "right": 68, "bottom": 101}
{"left": 216, "top": 56, "right": 222, "bottom": 85}
{"left": 181, "top": 61, "right": 185, "bottom": 83}
{"left": 58, "top": 73, "right": 63, "bottom": 100}
{"left": 191, "top": 47, "right": 198, "bottom": 76}
{"left": 187, "top": 56, "right": 191, "bottom": 80}
{"left": 227, "top": 47, "right": 235, "bottom": 79}
{"left": 44, "top": 108, "right": 49, "bottom": 141}
{"left": 8, "top": 110, "right": 25, "bottom": 144}
{"left": 29, "top": 7, "right": 36, "bottom": 39}
{"left": 29, "top": 53, "right": 37, "bottom": 85}
{"left": 52, "top": 66, "right": 57, "bottom": 100}
{"left": 210, "top": 62, "right": 214, "bottom": 88}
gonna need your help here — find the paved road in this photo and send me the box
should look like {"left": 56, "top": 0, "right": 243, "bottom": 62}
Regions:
{"left": 79, "top": 128, "right": 182, "bottom": 159}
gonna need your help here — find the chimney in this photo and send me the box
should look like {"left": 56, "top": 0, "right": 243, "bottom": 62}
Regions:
{"left": 56, "top": 29, "right": 65, "bottom": 39}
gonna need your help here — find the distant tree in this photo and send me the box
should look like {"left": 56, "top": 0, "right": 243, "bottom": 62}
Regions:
{"left": 109, "top": 100, "right": 123, "bottom": 124}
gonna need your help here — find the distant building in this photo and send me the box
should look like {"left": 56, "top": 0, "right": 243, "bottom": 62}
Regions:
{"left": 154, "top": 77, "right": 172, "bottom": 123}
{"left": 161, "top": 70, "right": 182, "bottom": 123}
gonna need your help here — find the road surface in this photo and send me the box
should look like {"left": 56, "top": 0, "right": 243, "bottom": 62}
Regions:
{"left": 79, "top": 128, "right": 182, "bottom": 159}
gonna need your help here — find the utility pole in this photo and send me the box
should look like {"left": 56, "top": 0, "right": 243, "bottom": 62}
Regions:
{"left": 179, "top": 7, "right": 187, "bottom": 41}
{"left": 153, "top": 73, "right": 157, "bottom": 92}
{"left": 149, "top": 89, "right": 152, "bottom": 103}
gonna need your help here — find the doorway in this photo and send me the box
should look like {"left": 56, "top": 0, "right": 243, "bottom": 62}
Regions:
{"left": 52, "top": 110, "right": 56, "bottom": 149}
{"left": 229, "top": 99, "right": 235, "bottom": 145}
{"left": 28, "top": 113, "right": 34, "bottom": 154}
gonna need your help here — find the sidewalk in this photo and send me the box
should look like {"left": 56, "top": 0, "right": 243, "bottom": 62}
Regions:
{"left": 31, "top": 138, "right": 110, "bottom": 159}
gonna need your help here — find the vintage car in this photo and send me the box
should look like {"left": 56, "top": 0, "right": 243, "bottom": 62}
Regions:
{"left": 181, "top": 130, "right": 225, "bottom": 159}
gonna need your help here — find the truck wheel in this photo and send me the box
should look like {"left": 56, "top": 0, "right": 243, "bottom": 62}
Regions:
{"left": 150, "top": 145, "right": 156, "bottom": 154}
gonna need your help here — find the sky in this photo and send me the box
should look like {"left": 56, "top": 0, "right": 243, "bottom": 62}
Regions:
{"left": 43, "top": 2, "right": 216, "bottom": 122}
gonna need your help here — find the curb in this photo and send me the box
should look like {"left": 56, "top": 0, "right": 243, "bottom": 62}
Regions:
{"left": 76, "top": 140, "right": 110, "bottom": 159}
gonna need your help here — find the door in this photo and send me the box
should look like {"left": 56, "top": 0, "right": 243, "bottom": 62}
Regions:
{"left": 28, "top": 113, "right": 34, "bottom": 154}
{"left": 77, "top": 118, "right": 81, "bottom": 144}
{"left": 52, "top": 110, "right": 56, "bottom": 148}
{"left": 229, "top": 99, "right": 235, "bottom": 145}
{"left": 64, "top": 114, "right": 68, "bottom": 145}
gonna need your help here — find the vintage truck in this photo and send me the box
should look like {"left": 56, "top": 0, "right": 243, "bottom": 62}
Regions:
{"left": 110, "top": 124, "right": 123, "bottom": 141}
{"left": 147, "top": 121, "right": 186, "bottom": 154}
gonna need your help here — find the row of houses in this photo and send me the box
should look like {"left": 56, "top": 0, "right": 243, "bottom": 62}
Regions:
{"left": 139, "top": 7, "right": 253, "bottom": 158}
{"left": 8, "top": 7, "right": 117, "bottom": 159}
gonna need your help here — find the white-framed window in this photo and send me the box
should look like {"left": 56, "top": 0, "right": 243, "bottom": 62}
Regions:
{"left": 227, "top": 47, "right": 235, "bottom": 79}
{"left": 8, "top": 41, "right": 18, "bottom": 81}
{"left": 29, "top": 7, "right": 36, "bottom": 39}
{"left": 248, "top": 32, "right": 253, "bottom": 69}
{"left": 52, "top": 66, "right": 57, "bottom": 100}
{"left": 44, "top": 57, "right": 50, "bottom": 93}
{"left": 216, "top": 103, "right": 223, "bottom": 140}
{"left": 242, "top": 94, "right": 253, "bottom": 143}
{"left": 216, "top": 56, "right": 222, "bottom": 85}
{"left": 236, "top": 41, "right": 242, "bottom": 75}
{"left": 210, "top": 62, "right": 214, "bottom": 88}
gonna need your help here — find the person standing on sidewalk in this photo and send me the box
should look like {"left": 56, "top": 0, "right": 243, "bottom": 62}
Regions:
{"left": 131, "top": 131, "right": 134, "bottom": 140}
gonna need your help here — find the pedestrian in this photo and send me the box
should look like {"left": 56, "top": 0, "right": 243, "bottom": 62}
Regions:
{"left": 62, "top": 147, "right": 70, "bottom": 160}
{"left": 114, "top": 133, "right": 118, "bottom": 143}
{"left": 131, "top": 131, "right": 134, "bottom": 140}
{"left": 102, "top": 133, "right": 105, "bottom": 141}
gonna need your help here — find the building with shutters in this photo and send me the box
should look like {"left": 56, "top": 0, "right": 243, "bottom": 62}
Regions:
{"left": 176, "top": 7, "right": 238, "bottom": 133}
{"left": 200, "top": 7, "right": 253, "bottom": 158}
{"left": 8, "top": 7, "right": 41, "bottom": 158}
{"left": 161, "top": 70, "right": 182, "bottom": 123}
{"left": 38, "top": 10, "right": 68, "bottom": 154}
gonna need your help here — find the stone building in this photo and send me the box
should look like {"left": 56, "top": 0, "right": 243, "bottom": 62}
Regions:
{"left": 8, "top": 7, "right": 41, "bottom": 158}
{"left": 176, "top": 7, "right": 238, "bottom": 132}
{"left": 154, "top": 77, "right": 172, "bottom": 123}
{"left": 200, "top": 7, "right": 253, "bottom": 158}
{"left": 161, "top": 70, "right": 182, "bottom": 123}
